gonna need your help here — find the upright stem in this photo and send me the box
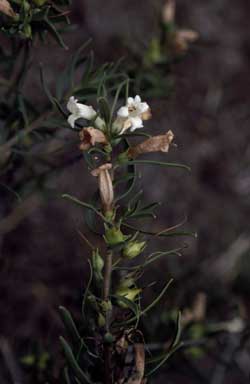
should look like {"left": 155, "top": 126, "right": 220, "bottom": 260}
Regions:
{"left": 103, "top": 249, "right": 113, "bottom": 384}
{"left": 103, "top": 249, "right": 113, "bottom": 328}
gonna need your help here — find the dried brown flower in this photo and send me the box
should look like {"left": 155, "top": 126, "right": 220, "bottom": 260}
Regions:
{"left": 127, "top": 343, "right": 145, "bottom": 384}
{"left": 79, "top": 127, "right": 107, "bottom": 151}
{"left": 174, "top": 29, "right": 199, "bottom": 53}
{"left": 182, "top": 292, "right": 207, "bottom": 326}
{"left": 162, "top": 0, "right": 176, "bottom": 24}
{"left": 128, "top": 130, "right": 174, "bottom": 158}
{"left": 91, "top": 163, "right": 114, "bottom": 213}
{"left": 0, "top": 0, "right": 16, "bottom": 17}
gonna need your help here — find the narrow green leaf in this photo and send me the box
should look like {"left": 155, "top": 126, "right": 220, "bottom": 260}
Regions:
{"left": 122, "top": 223, "right": 197, "bottom": 239}
{"left": 17, "top": 94, "right": 29, "bottom": 127}
{"left": 81, "top": 50, "right": 94, "bottom": 85}
{"left": 82, "top": 260, "right": 93, "bottom": 319}
{"left": 109, "top": 78, "right": 129, "bottom": 125}
{"left": 69, "top": 40, "right": 92, "bottom": 88}
{"left": 59, "top": 306, "right": 82, "bottom": 350}
{"left": 119, "top": 279, "right": 173, "bottom": 326}
{"left": 122, "top": 160, "right": 191, "bottom": 172}
{"left": 146, "top": 344, "right": 179, "bottom": 376}
{"left": 112, "top": 294, "right": 140, "bottom": 327}
{"left": 60, "top": 337, "right": 92, "bottom": 384}
{"left": 64, "top": 367, "right": 73, "bottom": 384}
{"left": 62, "top": 194, "right": 110, "bottom": 223}
{"left": 43, "top": 18, "right": 68, "bottom": 49}
{"left": 172, "top": 311, "right": 182, "bottom": 348}
{"left": 97, "top": 97, "right": 110, "bottom": 125}
{"left": 40, "top": 66, "right": 54, "bottom": 105}
{"left": 141, "top": 279, "right": 173, "bottom": 317}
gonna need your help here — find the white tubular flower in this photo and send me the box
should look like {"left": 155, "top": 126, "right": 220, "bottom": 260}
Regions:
{"left": 67, "top": 96, "right": 97, "bottom": 128}
{"left": 115, "top": 95, "right": 151, "bottom": 134}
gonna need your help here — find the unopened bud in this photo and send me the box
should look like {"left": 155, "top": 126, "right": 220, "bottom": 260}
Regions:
{"left": 104, "top": 332, "right": 114, "bottom": 344}
{"left": 92, "top": 249, "right": 104, "bottom": 281}
{"left": 98, "top": 313, "right": 106, "bottom": 328}
{"left": 100, "top": 300, "right": 112, "bottom": 313}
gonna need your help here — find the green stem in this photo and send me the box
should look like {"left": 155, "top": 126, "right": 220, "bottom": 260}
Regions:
{"left": 103, "top": 250, "right": 113, "bottom": 304}
{"left": 103, "top": 249, "right": 113, "bottom": 384}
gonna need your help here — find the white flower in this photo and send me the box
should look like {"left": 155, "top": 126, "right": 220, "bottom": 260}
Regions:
{"left": 115, "top": 95, "right": 151, "bottom": 134}
{"left": 67, "top": 96, "right": 97, "bottom": 128}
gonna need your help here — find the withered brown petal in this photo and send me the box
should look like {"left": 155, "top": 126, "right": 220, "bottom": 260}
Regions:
{"left": 0, "top": 0, "right": 16, "bottom": 17}
{"left": 128, "top": 130, "right": 174, "bottom": 158}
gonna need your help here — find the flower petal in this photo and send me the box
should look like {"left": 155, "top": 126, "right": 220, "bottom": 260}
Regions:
{"left": 130, "top": 117, "right": 143, "bottom": 131}
{"left": 67, "top": 96, "right": 78, "bottom": 114}
{"left": 134, "top": 95, "right": 142, "bottom": 103}
{"left": 117, "top": 106, "right": 129, "bottom": 118}
{"left": 67, "top": 114, "right": 77, "bottom": 128}
{"left": 77, "top": 104, "right": 97, "bottom": 120}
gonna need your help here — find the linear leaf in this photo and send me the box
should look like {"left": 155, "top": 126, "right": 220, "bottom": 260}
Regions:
{"left": 60, "top": 337, "right": 92, "bottom": 384}
{"left": 59, "top": 306, "right": 82, "bottom": 350}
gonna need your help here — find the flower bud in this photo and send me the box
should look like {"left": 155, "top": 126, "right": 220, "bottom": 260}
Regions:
{"left": 104, "top": 225, "right": 126, "bottom": 246}
{"left": 100, "top": 300, "right": 112, "bottom": 313}
{"left": 123, "top": 241, "right": 146, "bottom": 259}
{"left": 97, "top": 313, "right": 106, "bottom": 328}
{"left": 87, "top": 294, "right": 98, "bottom": 311}
{"left": 92, "top": 249, "right": 104, "bottom": 281}
{"left": 25, "top": 1, "right": 32, "bottom": 11}
{"left": 104, "top": 332, "right": 115, "bottom": 344}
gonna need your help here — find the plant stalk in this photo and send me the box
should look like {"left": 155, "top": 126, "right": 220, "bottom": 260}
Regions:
{"left": 103, "top": 249, "right": 113, "bottom": 384}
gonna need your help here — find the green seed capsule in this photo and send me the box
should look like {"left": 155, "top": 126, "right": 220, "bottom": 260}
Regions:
{"left": 104, "top": 225, "right": 125, "bottom": 246}
{"left": 123, "top": 241, "right": 146, "bottom": 259}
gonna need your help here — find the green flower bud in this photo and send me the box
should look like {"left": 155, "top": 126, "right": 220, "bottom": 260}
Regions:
{"left": 99, "top": 300, "right": 112, "bottom": 313}
{"left": 87, "top": 294, "right": 98, "bottom": 311}
{"left": 104, "top": 225, "right": 126, "bottom": 246}
{"left": 23, "top": 1, "right": 30, "bottom": 11}
{"left": 92, "top": 249, "right": 104, "bottom": 281}
{"left": 104, "top": 332, "right": 114, "bottom": 344}
{"left": 123, "top": 241, "right": 146, "bottom": 259}
{"left": 97, "top": 313, "right": 106, "bottom": 328}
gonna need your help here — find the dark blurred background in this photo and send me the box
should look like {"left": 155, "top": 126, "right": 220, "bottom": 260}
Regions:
{"left": 1, "top": 0, "right": 250, "bottom": 383}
